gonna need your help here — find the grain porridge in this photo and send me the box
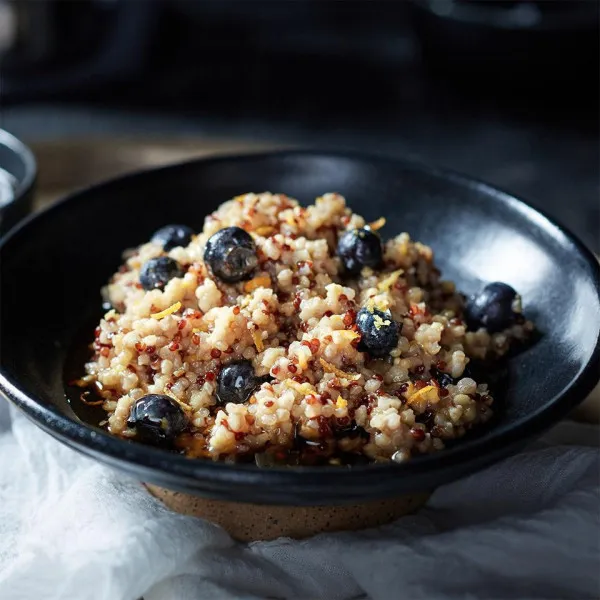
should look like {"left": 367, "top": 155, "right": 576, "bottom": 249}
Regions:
{"left": 75, "top": 192, "right": 533, "bottom": 465}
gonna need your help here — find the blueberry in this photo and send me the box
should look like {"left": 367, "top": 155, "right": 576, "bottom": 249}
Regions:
{"left": 334, "top": 421, "right": 370, "bottom": 440}
{"left": 151, "top": 224, "right": 194, "bottom": 251}
{"left": 356, "top": 306, "right": 400, "bottom": 357}
{"left": 139, "top": 256, "right": 183, "bottom": 291}
{"left": 204, "top": 226, "right": 258, "bottom": 283}
{"left": 337, "top": 228, "right": 383, "bottom": 274}
{"left": 434, "top": 370, "right": 455, "bottom": 388}
{"left": 216, "top": 360, "right": 265, "bottom": 405}
{"left": 127, "top": 394, "right": 187, "bottom": 446}
{"left": 431, "top": 365, "right": 456, "bottom": 388}
{"left": 465, "top": 282, "right": 518, "bottom": 333}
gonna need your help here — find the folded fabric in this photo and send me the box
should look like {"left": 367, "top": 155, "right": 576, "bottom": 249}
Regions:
{"left": 0, "top": 401, "right": 598, "bottom": 600}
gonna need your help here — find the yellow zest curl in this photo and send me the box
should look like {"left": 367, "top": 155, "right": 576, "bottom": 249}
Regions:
{"left": 284, "top": 380, "right": 316, "bottom": 396}
{"left": 335, "top": 396, "right": 348, "bottom": 409}
{"left": 368, "top": 217, "right": 386, "bottom": 231}
{"left": 255, "top": 226, "right": 275, "bottom": 236}
{"left": 252, "top": 331, "right": 265, "bottom": 352}
{"left": 407, "top": 385, "right": 440, "bottom": 407}
{"left": 244, "top": 275, "right": 271, "bottom": 293}
{"left": 377, "top": 269, "right": 404, "bottom": 292}
{"left": 319, "top": 358, "right": 361, "bottom": 381}
{"left": 151, "top": 301, "right": 182, "bottom": 320}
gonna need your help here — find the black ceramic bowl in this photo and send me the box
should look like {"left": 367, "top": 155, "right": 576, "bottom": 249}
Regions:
{"left": 1, "top": 150, "right": 598, "bottom": 505}
{"left": 0, "top": 129, "right": 37, "bottom": 235}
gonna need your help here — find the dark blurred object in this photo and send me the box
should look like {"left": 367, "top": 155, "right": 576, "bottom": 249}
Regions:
{"left": 409, "top": 0, "right": 599, "bottom": 110}
{"left": 0, "top": 0, "right": 158, "bottom": 100}
{"left": 0, "top": 130, "right": 36, "bottom": 235}
{"left": 1, "top": 0, "right": 412, "bottom": 114}
{"left": 2, "top": 0, "right": 598, "bottom": 120}
{"left": 2, "top": 1, "right": 597, "bottom": 256}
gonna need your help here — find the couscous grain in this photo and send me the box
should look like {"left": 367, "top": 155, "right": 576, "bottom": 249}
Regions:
{"left": 80, "top": 193, "right": 533, "bottom": 465}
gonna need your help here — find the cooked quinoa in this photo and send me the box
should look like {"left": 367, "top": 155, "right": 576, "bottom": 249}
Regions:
{"left": 80, "top": 192, "right": 533, "bottom": 465}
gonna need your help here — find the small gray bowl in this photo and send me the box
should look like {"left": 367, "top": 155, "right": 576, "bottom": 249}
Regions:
{"left": 0, "top": 129, "right": 37, "bottom": 235}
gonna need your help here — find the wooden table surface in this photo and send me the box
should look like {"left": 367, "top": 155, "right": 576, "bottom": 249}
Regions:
{"left": 29, "top": 138, "right": 600, "bottom": 424}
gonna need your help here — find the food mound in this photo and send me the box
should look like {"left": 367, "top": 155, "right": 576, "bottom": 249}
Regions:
{"left": 79, "top": 193, "right": 533, "bottom": 465}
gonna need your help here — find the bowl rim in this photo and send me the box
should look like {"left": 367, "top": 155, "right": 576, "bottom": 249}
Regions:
{"left": 1, "top": 148, "right": 599, "bottom": 494}
{"left": 0, "top": 128, "right": 37, "bottom": 203}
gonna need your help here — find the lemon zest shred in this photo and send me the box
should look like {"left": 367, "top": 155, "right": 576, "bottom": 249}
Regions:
{"left": 252, "top": 331, "right": 264, "bottom": 352}
{"left": 68, "top": 375, "right": 95, "bottom": 388}
{"left": 319, "top": 358, "right": 361, "bottom": 381}
{"left": 244, "top": 275, "right": 271, "bottom": 293}
{"left": 377, "top": 269, "right": 404, "bottom": 292}
{"left": 407, "top": 385, "right": 440, "bottom": 407}
{"left": 365, "top": 297, "right": 388, "bottom": 313}
{"left": 373, "top": 314, "right": 391, "bottom": 330}
{"left": 368, "top": 217, "right": 386, "bottom": 231}
{"left": 333, "top": 330, "right": 360, "bottom": 342}
{"left": 150, "top": 301, "right": 182, "bottom": 320}
{"left": 335, "top": 396, "right": 348, "bottom": 409}
{"left": 255, "top": 225, "right": 275, "bottom": 236}
{"left": 284, "top": 380, "right": 316, "bottom": 396}
{"left": 402, "top": 382, "right": 415, "bottom": 398}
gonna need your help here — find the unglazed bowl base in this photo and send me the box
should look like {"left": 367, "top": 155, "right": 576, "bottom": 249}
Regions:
{"left": 146, "top": 484, "right": 430, "bottom": 542}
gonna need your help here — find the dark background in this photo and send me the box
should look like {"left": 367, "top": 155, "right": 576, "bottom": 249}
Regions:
{"left": 1, "top": 0, "right": 598, "bottom": 251}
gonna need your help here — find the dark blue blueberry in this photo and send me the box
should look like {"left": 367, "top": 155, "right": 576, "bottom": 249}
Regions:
{"left": 217, "top": 360, "right": 265, "bottom": 405}
{"left": 139, "top": 256, "right": 184, "bottom": 291}
{"left": 356, "top": 306, "right": 400, "bottom": 357}
{"left": 334, "top": 421, "right": 370, "bottom": 440}
{"left": 127, "top": 394, "right": 187, "bottom": 446}
{"left": 436, "top": 372, "right": 455, "bottom": 388}
{"left": 465, "top": 282, "right": 518, "bottom": 333}
{"left": 204, "top": 226, "right": 258, "bottom": 283}
{"left": 415, "top": 409, "right": 435, "bottom": 428}
{"left": 152, "top": 224, "right": 194, "bottom": 251}
{"left": 337, "top": 228, "right": 383, "bottom": 274}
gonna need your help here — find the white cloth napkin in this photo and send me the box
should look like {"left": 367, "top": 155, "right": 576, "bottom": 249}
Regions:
{"left": 0, "top": 399, "right": 598, "bottom": 600}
